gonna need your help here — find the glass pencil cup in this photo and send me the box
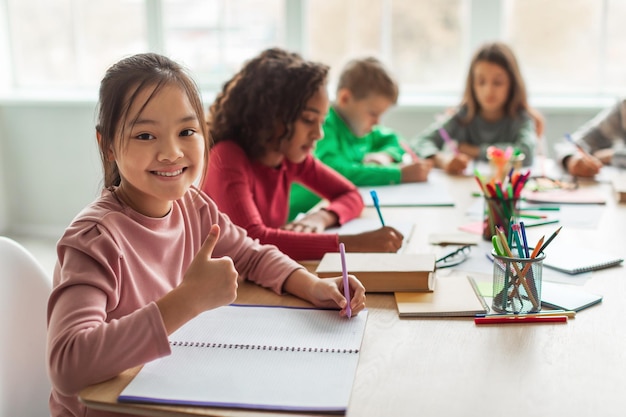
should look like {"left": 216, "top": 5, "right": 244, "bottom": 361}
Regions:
{"left": 482, "top": 196, "right": 520, "bottom": 241}
{"left": 491, "top": 250, "right": 545, "bottom": 314}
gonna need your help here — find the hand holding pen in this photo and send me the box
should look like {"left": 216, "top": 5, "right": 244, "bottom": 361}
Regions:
{"left": 564, "top": 133, "right": 602, "bottom": 177}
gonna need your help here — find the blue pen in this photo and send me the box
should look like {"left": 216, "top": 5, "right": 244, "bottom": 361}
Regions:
{"left": 339, "top": 243, "right": 352, "bottom": 319}
{"left": 369, "top": 190, "right": 385, "bottom": 226}
{"left": 519, "top": 221, "right": 530, "bottom": 258}
{"left": 511, "top": 224, "right": 526, "bottom": 259}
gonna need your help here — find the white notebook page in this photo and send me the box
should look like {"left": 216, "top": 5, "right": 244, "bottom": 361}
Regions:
{"left": 119, "top": 305, "right": 368, "bottom": 412}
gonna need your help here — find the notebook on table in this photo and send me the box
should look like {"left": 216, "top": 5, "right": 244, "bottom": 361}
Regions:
{"left": 522, "top": 188, "right": 607, "bottom": 205}
{"left": 541, "top": 281, "right": 603, "bottom": 312}
{"left": 358, "top": 181, "right": 454, "bottom": 207}
{"left": 543, "top": 246, "right": 623, "bottom": 275}
{"left": 325, "top": 218, "right": 416, "bottom": 253}
{"left": 394, "top": 275, "right": 489, "bottom": 317}
{"left": 119, "top": 305, "right": 368, "bottom": 413}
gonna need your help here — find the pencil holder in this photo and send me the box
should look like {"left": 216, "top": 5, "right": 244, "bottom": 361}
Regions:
{"left": 482, "top": 196, "right": 520, "bottom": 241}
{"left": 491, "top": 250, "right": 545, "bottom": 314}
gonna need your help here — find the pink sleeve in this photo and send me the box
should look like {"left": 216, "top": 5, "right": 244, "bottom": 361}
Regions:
{"left": 204, "top": 145, "right": 343, "bottom": 261}
{"left": 47, "top": 226, "right": 170, "bottom": 396}
{"left": 294, "top": 155, "right": 364, "bottom": 225}
{"left": 205, "top": 195, "right": 303, "bottom": 292}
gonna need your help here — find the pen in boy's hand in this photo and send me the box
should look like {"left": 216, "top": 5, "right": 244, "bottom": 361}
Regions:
{"left": 339, "top": 243, "right": 352, "bottom": 319}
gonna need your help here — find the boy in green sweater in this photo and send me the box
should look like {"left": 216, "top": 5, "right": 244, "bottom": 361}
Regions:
{"left": 289, "top": 57, "right": 432, "bottom": 220}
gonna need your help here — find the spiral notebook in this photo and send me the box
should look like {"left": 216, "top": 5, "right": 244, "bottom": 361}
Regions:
{"left": 543, "top": 246, "right": 624, "bottom": 275}
{"left": 118, "top": 305, "right": 368, "bottom": 413}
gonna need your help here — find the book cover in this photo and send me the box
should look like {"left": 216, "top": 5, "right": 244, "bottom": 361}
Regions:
{"left": 316, "top": 252, "right": 435, "bottom": 292}
{"left": 394, "top": 275, "right": 489, "bottom": 317}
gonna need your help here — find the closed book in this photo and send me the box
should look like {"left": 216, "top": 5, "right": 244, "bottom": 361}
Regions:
{"left": 316, "top": 252, "right": 435, "bottom": 292}
{"left": 394, "top": 275, "right": 489, "bottom": 317}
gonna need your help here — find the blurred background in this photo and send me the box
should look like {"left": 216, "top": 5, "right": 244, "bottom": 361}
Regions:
{"left": 1, "top": 0, "right": 625, "bottom": 239}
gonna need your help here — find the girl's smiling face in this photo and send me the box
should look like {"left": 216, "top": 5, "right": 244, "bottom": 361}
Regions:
{"left": 110, "top": 83, "right": 205, "bottom": 217}
{"left": 472, "top": 60, "right": 511, "bottom": 120}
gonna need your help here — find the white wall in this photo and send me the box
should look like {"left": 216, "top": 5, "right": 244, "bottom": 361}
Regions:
{"left": 0, "top": 98, "right": 607, "bottom": 239}
{"left": 0, "top": 100, "right": 102, "bottom": 238}
{"left": 0, "top": 108, "right": 7, "bottom": 233}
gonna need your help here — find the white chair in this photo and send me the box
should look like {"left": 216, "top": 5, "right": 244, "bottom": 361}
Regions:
{"left": 0, "top": 236, "right": 52, "bottom": 416}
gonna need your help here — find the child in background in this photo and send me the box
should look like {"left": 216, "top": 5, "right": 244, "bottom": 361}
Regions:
{"left": 555, "top": 97, "right": 626, "bottom": 177}
{"left": 46, "top": 53, "right": 366, "bottom": 417}
{"left": 202, "top": 48, "right": 404, "bottom": 261}
{"left": 289, "top": 57, "right": 432, "bottom": 218}
{"left": 410, "top": 41, "right": 541, "bottom": 175}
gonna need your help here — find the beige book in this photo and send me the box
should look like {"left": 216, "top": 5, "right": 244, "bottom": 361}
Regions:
{"left": 394, "top": 275, "right": 488, "bottom": 317}
{"left": 316, "top": 252, "right": 435, "bottom": 293}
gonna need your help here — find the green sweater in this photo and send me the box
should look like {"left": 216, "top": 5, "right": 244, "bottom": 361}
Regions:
{"left": 289, "top": 106, "right": 406, "bottom": 220}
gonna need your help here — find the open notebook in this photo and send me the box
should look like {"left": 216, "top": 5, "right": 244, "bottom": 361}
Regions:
{"left": 118, "top": 305, "right": 367, "bottom": 413}
{"left": 359, "top": 172, "right": 455, "bottom": 207}
{"left": 325, "top": 218, "right": 415, "bottom": 253}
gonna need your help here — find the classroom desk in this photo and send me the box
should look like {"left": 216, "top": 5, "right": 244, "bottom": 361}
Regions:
{"left": 80, "top": 171, "right": 626, "bottom": 417}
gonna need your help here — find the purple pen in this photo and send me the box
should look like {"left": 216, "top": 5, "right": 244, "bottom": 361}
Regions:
{"left": 339, "top": 243, "right": 352, "bottom": 318}
{"left": 438, "top": 127, "right": 459, "bottom": 154}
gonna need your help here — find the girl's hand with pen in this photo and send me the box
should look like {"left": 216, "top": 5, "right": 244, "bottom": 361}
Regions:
{"left": 441, "top": 153, "right": 471, "bottom": 176}
{"left": 565, "top": 153, "right": 602, "bottom": 177}
{"left": 339, "top": 226, "right": 404, "bottom": 253}
{"left": 283, "top": 270, "right": 367, "bottom": 317}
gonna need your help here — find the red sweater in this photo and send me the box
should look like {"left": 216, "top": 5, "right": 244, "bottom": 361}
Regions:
{"left": 203, "top": 141, "right": 364, "bottom": 260}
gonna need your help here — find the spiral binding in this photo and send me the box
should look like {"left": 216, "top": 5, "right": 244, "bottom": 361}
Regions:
{"left": 170, "top": 341, "right": 358, "bottom": 353}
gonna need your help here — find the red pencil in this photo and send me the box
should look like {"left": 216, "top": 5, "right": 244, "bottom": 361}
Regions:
{"left": 474, "top": 316, "right": 568, "bottom": 325}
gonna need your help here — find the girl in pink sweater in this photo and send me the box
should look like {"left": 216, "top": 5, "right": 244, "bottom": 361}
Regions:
{"left": 202, "top": 48, "right": 404, "bottom": 261}
{"left": 46, "top": 53, "right": 366, "bottom": 417}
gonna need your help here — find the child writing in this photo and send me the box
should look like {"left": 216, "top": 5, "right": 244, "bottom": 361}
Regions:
{"left": 555, "top": 97, "right": 626, "bottom": 177}
{"left": 410, "top": 41, "right": 541, "bottom": 175}
{"left": 289, "top": 56, "right": 432, "bottom": 218}
{"left": 202, "top": 48, "right": 404, "bottom": 261}
{"left": 46, "top": 53, "right": 366, "bottom": 417}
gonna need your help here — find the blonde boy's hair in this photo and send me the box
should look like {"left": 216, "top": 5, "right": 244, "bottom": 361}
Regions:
{"left": 337, "top": 57, "right": 398, "bottom": 104}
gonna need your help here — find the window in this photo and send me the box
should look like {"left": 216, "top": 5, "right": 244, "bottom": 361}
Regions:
{"left": 304, "top": 0, "right": 468, "bottom": 95}
{"left": 2, "top": 0, "right": 625, "bottom": 100}
{"left": 161, "top": 0, "right": 284, "bottom": 88}
{"left": 5, "top": 0, "right": 147, "bottom": 89}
